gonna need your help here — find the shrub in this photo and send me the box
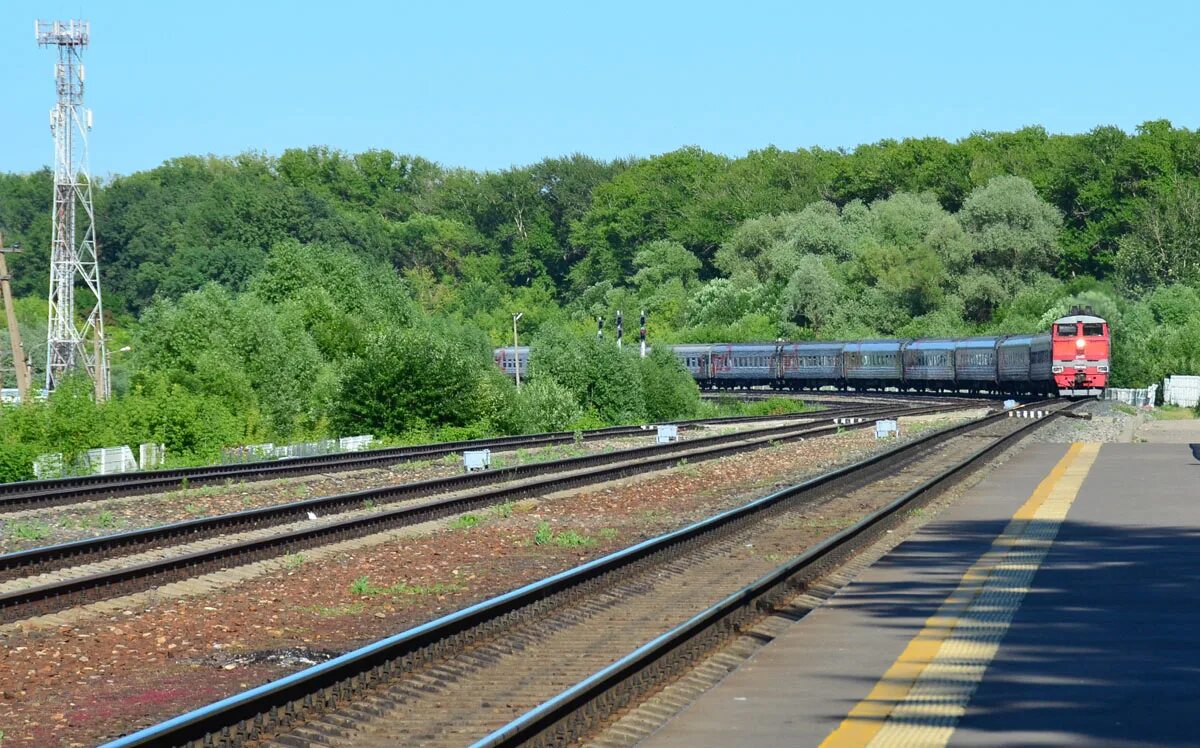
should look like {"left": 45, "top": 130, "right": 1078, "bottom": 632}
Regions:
{"left": 638, "top": 347, "right": 701, "bottom": 421}
{"left": 517, "top": 379, "right": 582, "bottom": 432}
{"left": 332, "top": 327, "right": 487, "bottom": 436}
{"left": 528, "top": 325, "right": 647, "bottom": 423}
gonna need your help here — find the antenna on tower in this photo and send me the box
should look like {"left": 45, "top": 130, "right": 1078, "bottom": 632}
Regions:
{"left": 36, "top": 19, "right": 110, "bottom": 400}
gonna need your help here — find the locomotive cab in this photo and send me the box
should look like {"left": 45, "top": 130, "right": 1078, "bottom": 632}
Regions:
{"left": 1051, "top": 309, "right": 1109, "bottom": 397}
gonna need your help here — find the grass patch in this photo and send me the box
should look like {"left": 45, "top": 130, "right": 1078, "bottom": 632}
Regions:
{"left": 448, "top": 514, "right": 481, "bottom": 530}
{"left": 8, "top": 520, "right": 51, "bottom": 541}
{"left": 284, "top": 553, "right": 306, "bottom": 569}
{"left": 348, "top": 574, "right": 462, "bottom": 598}
{"left": 1151, "top": 405, "right": 1197, "bottom": 421}
{"left": 704, "top": 396, "right": 817, "bottom": 418}
{"left": 641, "top": 509, "right": 670, "bottom": 524}
{"left": 533, "top": 522, "right": 555, "bottom": 545}
{"left": 492, "top": 501, "right": 515, "bottom": 519}
{"left": 553, "top": 530, "right": 595, "bottom": 547}
{"left": 91, "top": 510, "right": 118, "bottom": 528}
{"left": 530, "top": 521, "right": 597, "bottom": 548}
{"left": 676, "top": 457, "right": 701, "bottom": 477}
{"left": 598, "top": 527, "right": 619, "bottom": 540}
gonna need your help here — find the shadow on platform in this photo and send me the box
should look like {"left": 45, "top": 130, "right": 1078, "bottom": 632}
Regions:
{"left": 822, "top": 518, "right": 1200, "bottom": 746}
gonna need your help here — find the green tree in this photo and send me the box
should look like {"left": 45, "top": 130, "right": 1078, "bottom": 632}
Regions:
{"left": 528, "top": 326, "right": 646, "bottom": 423}
{"left": 958, "top": 175, "right": 1064, "bottom": 276}
{"left": 332, "top": 328, "right": 487, "bottom": 436}
{"left": 516, "top": 378, "right": 582, "bottom": 432}
{"left": 780, "top": 255, "right": 841, "bottom": 330}
{"left": 1114, "top": 176, "right": 1200, "bottom": 289}
{"left": 638, "top": 348, "right": 700, "bottom": 421}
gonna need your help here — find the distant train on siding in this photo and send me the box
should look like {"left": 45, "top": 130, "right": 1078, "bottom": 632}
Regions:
{"left": 494, "top": 310, "right": 1109, "bottom": 398}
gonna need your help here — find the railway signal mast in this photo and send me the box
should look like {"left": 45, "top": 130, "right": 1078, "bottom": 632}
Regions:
{"left": 36, "top": 19, "right": 110, "bottom": 400}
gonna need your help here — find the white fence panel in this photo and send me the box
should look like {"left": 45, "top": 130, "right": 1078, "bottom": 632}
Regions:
{"left": 85, "top": 446, "right": 139, "bottom": 475}
{"left": 1104, "top": 384, "right": 1158, "bottom": 407}
{"left": 1164, "top": 375, "right": 1200, "bottom": 407}
{"left": 338, "top": 435, "right": 374, "bottom": 452}
{"left": 140, "top": 443, "right": 166, "bottom": 470}
{"left": 33, "top": 452, "right": 64, "bottom": 479}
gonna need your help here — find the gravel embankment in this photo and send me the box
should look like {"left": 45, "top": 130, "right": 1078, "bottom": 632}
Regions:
{"left": 0, "top": 413, "right": 971, "bottom": 747}
{"left": 1027, "top": 399, "right": 1141, "bottom": 443}
{"left": 0, "top": 430, "right": 752, "bottom": 554}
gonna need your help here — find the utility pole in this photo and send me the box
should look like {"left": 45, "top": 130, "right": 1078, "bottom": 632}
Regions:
{"left": 0, "top": 233, "right": 32, "bottom": 402}
{"left": 36, "top": 19, "right": 110, "bottom": 400}
{"left": 616, "top": 311, "right": 623, "bottom": 349}
{"left": 512, "top": 312, "right": 523, "bottom": 392}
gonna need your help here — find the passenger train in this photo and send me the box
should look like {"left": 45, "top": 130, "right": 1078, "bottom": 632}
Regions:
{"left": 494, "top": 311, "right": 1110, "bottom": 398}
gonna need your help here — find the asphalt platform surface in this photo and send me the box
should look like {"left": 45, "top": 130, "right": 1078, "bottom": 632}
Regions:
{"left": 640, "top": 442, "right": 1200, "bottom": 747}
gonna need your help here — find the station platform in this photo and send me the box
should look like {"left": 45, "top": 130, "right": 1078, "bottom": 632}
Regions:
{"left": 641, "top": 442, "right": 1200, "bottom": 747}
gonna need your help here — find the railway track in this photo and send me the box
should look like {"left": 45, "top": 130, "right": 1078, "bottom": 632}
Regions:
{"left": 0, "top": 405, "right": 878, "bottom": 514}
{"left": 0, "top": 401, "right": 964, "bottom": 624}
{"left": 99, "top": 399, "right": 1068, "bottom": 748}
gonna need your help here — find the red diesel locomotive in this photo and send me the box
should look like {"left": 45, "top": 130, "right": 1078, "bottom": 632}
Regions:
{"left": 1050, "top": 308, "right": 1110, "bottom": 397}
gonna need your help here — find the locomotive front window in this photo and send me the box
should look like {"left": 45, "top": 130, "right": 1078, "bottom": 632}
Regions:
{"left": 1056, "top": 323, "right": 1078, "bottom": 336}
{"left": 1082, "top": 323, "right": 1104, "bottom": 336}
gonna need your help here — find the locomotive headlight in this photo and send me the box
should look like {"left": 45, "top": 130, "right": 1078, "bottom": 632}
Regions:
{"left": 1075, "top": 337, "right": 1086, "bottom": 350}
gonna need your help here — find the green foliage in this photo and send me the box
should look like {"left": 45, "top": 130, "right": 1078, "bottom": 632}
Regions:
{"left": 529, "top": 521, "right": 596, "bottom": 547}
{"left": 958, "top": 176, "right": 1063, "bottom": 275}
{"left": 1115, "top": 176, "right": 1200, "bottom": 290}
{"left": 332, "top": 326, "right": 488, "bottom": 436}
{"left": 8, "top": 520, "right": 51, "bottom": 541}
{"left": 4, "top": 120, "right": 1200, "bottom": 473}
{"left": 516, "top": 378, "right": 582, "bottom": 433}
{"left": 532, "top": 522, "right": 555, "bottom": 546}
{"left": 638, "top": 347, "right": 702, "bottom": 422}
{"left": 781, "top": 255, "right": 842, "bottom": 329}
{"left": 528, "top": 325, "right": 646, "bottom": 423}
{"left": 449, "top": 514, "right": 481, "bottom": 530}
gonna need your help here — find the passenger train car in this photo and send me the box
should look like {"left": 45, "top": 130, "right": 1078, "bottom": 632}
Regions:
{"left": 493, "top": 311, "right": 1109, "bottom": 398}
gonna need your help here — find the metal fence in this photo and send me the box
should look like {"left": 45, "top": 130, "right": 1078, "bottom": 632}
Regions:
{"left": 219, "top": 434, "right": 375, "bottom": 465}
{"left": 35, "top": 444, "right": 155, "bottom": 479}
{"left": 32, "top": 434, "right": 375, "bottom": 479}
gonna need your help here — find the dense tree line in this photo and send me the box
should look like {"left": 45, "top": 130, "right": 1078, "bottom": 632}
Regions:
{"left": 1, "top": 121, "right": 1197, "bottom": 313}
{"left": 2, "top": 120, "right": 1200, "bottom": 477}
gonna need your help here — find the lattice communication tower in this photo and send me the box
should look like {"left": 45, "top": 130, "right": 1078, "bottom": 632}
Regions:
{"left": 36, "top": 19, "right": 109, "bottom": 399}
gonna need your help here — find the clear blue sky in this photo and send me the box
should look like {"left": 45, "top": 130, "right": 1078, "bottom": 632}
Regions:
{"left": 1, "top": 0, "right": 1196, "bottom": 178}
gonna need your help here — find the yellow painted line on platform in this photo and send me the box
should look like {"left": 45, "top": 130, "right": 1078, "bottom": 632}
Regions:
{"left": 820, "top": 442, "right": 1100, "bottom": 748}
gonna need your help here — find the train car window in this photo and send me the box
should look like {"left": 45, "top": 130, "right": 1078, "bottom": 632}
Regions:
{"left": 1082, "top": 323, "right": 1104, "bottom": 336}
{"left": 1056, "top": 323, "right": 1078, "bottom": 336}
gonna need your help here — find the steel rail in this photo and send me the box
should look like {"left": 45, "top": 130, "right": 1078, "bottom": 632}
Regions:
{"left": 473, "top": 398, "right": 1081, "bottom": 747}
{"left": 0, "top": 403, "right": 966, "bottom": 622}
{"left": 0, "top": 407, "right": 873, "bottom": 513}
{"left": 0, "top": 402, "right": 943, "bottom": 581}
{"left": 96, "top": 399, "right": 1062, "bottom": 748}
